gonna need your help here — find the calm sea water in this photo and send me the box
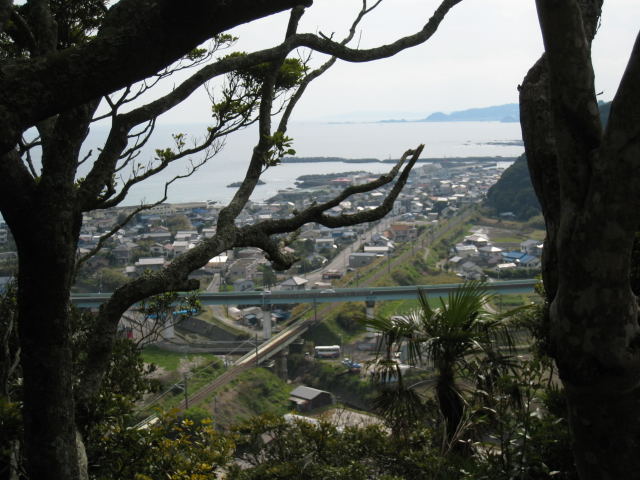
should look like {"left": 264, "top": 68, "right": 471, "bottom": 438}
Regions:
{"left": 83, "top": 121, "right": 524, "bottom": 206}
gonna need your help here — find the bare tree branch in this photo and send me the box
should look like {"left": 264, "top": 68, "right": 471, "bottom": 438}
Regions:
{"left": 237, "top": 146, "right": 423, "bottom": 269}
{"left": 292, "top": 0, "right": 463, "bottom": 62}
{"left": 18, "top": 135, "right": 40, "bottom": 178}
{"left": 77, "top": 149, "right": 93, "bottom": 168}
{"left": 75, "top": 199, "right": 165, "bottom": 271}
{"left": 76, "top": 0, "right": 456, "bottom": 212}
{"left": 277, "top": 0, "right": 383, "bottom": 133}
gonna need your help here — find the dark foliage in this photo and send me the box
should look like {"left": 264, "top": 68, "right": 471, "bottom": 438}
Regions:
{"left": 485, "top": 154, "right": 541, "bottom": 221}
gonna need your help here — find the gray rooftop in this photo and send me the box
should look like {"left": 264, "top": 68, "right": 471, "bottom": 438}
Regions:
{"left": 290, "top": 385, "right": 329, "bottom": 401}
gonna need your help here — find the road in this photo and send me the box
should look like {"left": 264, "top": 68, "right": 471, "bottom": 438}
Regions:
{"left": 304, "top": 214, "right": 398, "bottom": 286}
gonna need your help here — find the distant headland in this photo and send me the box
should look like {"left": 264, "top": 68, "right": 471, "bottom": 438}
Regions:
{"left": 329, "top": 103, "right": 520, "bottom": 125}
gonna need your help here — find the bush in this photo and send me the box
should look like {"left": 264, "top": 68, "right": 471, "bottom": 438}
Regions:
{"left": 335, "top": 303, "right": 366, "bottom": 334}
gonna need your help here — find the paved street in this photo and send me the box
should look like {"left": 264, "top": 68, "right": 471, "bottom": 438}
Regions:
{"left": 304, "top": 215, "right": 397, "bottom": 286}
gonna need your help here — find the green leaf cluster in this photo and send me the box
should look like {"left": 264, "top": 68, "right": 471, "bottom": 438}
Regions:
{"left": 262, "top": 131, "right": 296, "bottom": 168}
{"left": 232, "top": 56, "right": 307, "bottom": 91}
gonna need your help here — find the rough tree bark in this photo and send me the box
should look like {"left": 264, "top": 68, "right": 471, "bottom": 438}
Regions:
{"left": 520, "top": 0, "right": 640, "bottom": 477}
{"left": 0, "top": 1, "right": 461, "bottom": 479}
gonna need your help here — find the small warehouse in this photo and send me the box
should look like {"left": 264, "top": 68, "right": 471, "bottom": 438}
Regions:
{"left": 289, "top": 386, "right": 334, "bottom": 412}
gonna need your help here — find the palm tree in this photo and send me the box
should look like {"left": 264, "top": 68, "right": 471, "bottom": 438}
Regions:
{"left": 368, "top": 281, "right": 516, "bottom": 445}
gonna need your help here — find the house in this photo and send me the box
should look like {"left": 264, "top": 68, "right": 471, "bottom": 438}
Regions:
{"left": 202, "top": 227, "right": 216, "bottom": 238}
{"left": 369, "top": 233, "right": 391, "bottom": 247}
{"left": 519, "top": 254, "right": 541, "bottom": 268}
{"left": 206, "top": 254, "right": 229, "bottom": 272}
{"left": 448, "top": 255, "right": 463, "bottom": 268}
{"left": 112, "top": 243, "right": 134, "bottom": 265}
{"left": 147, "top": 203, "right": 175, "bottom": 216}
{"left": 139, "top": 231, "right": 172, "bottom": 243}
{"left": 455, "top": 244, "right": 478, "bottom": 258}
{"left": 478, "top": 245, "right": 503, "bottom": 264}
{"left": 464, "top": 233, "right": 489, "bottom": 247}
{"left": 279, "top": 276, "right": 308, "bottom": 291}
{"left": 227, "top": 257, "right": 260, "bottom": 281}
{"left": 172, "top": 240, "right": 192, "bottom": 255}
{"left": 460, "top": 261, "right": 484, "bottom": 280}
{"left": 389, "top": 222, "right": 418, "bottom": 242}
{"left": 134, "top": 257, "right": 165, "bottom": 272}
{"left": 502, "top": 251, "right": 527, "bottom": 263}
{"left": 289, "top": 386, "right": 334, "bottom": 412}
{"left": 175, "top": 230, "right": 199, "bottom": 242}
{"left": 496, "top": 262, "right": 518, "bottom": 273}
{"left": 364, "top": 245, "right": 392, "bottom": 255}
{"left": 314, "top": 237, "right": 335, "bottom": 252}
{"left": 521, "top": 239, "right": 543, "bottom": 257}
{"left": 149, "top": 242, "right": 165, "bottom": 257}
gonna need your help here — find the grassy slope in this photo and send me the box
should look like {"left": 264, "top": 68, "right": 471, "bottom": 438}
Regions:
{"left": 206, "top": 368, "right": 292, "bottom": 427}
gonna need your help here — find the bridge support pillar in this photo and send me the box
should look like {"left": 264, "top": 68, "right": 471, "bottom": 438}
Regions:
{"left": 365, "top": 300, "right": 376, "bottom": 332}
{"left": 262, "top": 306, "right": 272, "bottom": 340}
{"left": 163, "top": 316, "right": 176, "bottom": 340}
{"left": 274, "top": 349, "right": 288, "bottom": 380}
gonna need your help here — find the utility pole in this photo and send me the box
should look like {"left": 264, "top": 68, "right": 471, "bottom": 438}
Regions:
{"left": 255, "top": 333, "right": 259, "bottom": 365}
{"left": 183, "top": 373, "right": 189, "bottom": 409}
{"left": 313, "top": 298, "right": 318, "bottom": 323}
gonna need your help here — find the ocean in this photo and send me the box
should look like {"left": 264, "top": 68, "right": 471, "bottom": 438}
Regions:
{"left": 82, "top": 121, "right": 524, "bottom": 206}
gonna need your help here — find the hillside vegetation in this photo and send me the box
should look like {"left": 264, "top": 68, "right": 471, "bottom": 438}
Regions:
{"left": 485, "top": 154, "right": 541, "bottom": 221}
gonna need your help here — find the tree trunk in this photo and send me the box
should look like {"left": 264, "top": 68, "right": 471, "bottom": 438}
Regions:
{"left": 520, "top": 1, "right": 640, "bottom": 477}
{"left": 436, "top": 369, "right": 463, "bottom": 444}
{"left": 16, "top": 202, "right": 82, "bottom": 480}
{"left": 565, "top": 384, "right": 640, "bottom": 479}
{"left": 549, "top": 212, "right": 640, "bottom": 479}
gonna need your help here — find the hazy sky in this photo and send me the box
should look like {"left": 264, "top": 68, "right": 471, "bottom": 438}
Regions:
{"left": 155, "top": 0, "right": 639, "bottom": 123}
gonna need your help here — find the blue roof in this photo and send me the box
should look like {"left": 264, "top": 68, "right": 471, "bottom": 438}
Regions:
{"left": 502, "top": 251, "right": 526, "bottom": 261}
{"left": 519, "top": 254, "right": 539, "bottom": 264}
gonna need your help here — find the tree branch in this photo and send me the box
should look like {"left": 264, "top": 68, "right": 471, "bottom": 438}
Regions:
{"left": 25, "top": 0, "right": 57, "bottom": 55}
{"left": 75, "top": 199, "right": 166, "bottom": 272}
{"left": 292, "top": 0, "right": 462, "bottom": 62}
{"left": 0, "top": 149, "right": 37, "bottom": 229}
{"left": 4, "top": 9, "right": 37, "bottom": 53}
{"left": 0, "top": 0, "right": 311, "bottom": 151}
{"left": 237, "top": 146, "right": 423, "bottom": 270}
{"left": 535, "top": 0, "right": 602, "bottom": 150}
{"left": 519, "top": 56, "right": 561, "bottom": 299}
{"left": 602, "top": 31, "right": 640, "bottom": 185}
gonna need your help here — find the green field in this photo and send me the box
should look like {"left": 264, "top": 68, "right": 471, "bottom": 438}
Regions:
{"left": 141, "top": 345, "right": 220, "bottom": 371}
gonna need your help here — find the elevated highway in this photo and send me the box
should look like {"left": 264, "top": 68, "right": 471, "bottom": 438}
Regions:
{"left": 72, "top": 279, "right": 537, "bottom": 308}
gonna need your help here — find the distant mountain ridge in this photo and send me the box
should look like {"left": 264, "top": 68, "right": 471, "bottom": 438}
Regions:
{"left": 424, "top": 103, "right": 519, "bottom": 123}
{"left": 376, "top": 103, "right": 520, "bottom": 124}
